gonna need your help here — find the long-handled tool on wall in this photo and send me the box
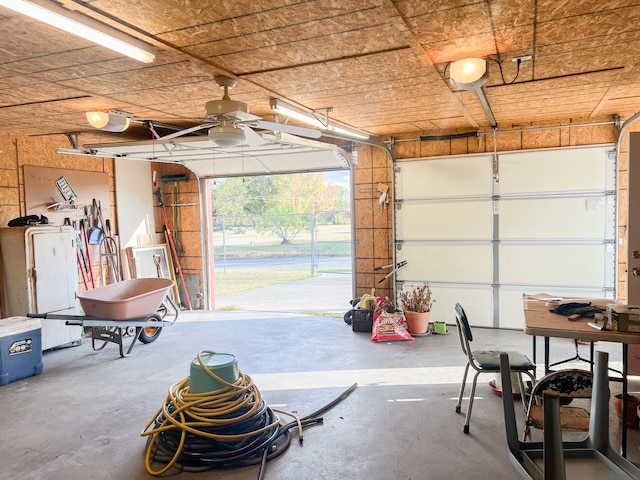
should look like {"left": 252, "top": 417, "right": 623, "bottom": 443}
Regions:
{"left": 163, "top": 229, "right": 182, "bottom": 307}
{"left": 89, "top": 199, "right": 122, "bottom": 285}
{"left": 155, "top": 187, "right": 192, "bottom": 310}
{"left": 80, "top": 219, "right": 95, "bottom": 289}
{"left": 161, "top": 174, "right": 188, "bottom": 254}
{"left": 375, "top": 260, "right": 407, "bottom": 284}
{"left": 66, "top": 218, "right": 88, "bottom": 290}
{"left": 76, "top": 246, "right": 88, "bottom": 290}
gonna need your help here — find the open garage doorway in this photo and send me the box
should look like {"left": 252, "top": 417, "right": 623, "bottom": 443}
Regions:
{"left": 206, "top": 171, "right": 353, "bottom": 312}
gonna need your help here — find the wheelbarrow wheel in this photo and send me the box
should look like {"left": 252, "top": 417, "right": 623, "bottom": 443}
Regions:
{"left": 139, "top": 313, "right": 162, "bottom": 344}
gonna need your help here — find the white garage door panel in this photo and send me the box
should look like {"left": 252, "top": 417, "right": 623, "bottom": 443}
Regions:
{"left": 396, "top": 155, "right": 493, "bottom": 198}
{"left": 499, "top": 147, "right": 609, "bottom": 194}
{"left": 83, "top": 134, "right": 351, "bottom": 178}
{"left": 500, "top": 197, "right": 608, "bottom": 239}
{"left": 499, "top": 291, "right": 531, "bottom": 329}
{"left": 395, "top": 144, "right": 615, "bottom": 329}
{"left": 500, "top": 244, "right": 606, "bottom": 286}
{"left": 433, "top": 286, "right": 494, "bottom": 328}
{"left": 398, "top": 283, "right": 494, "bottom": 327}
{"left": 398, "top": 201, "right": 493, "bottom": 239}
{"left": 399, "top": 244, "right": 493, "bottom": 283}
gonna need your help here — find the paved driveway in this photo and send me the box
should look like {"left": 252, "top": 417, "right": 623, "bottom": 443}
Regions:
{"left": 213, "top": 272, "right": 353, "bottom": 313}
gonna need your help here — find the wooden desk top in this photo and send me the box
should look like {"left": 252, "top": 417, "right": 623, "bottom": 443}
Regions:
{"left": 523, "top": 294, "right": 640, "bottom": 344}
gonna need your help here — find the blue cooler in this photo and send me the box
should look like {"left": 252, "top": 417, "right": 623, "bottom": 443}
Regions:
{"left": 0, "top": 316, "right": 43, "bottom": 386}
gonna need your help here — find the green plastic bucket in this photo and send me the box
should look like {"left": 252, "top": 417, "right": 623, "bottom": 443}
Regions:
{"left": 189, "top": 352, "right": 239, "bottom": 394}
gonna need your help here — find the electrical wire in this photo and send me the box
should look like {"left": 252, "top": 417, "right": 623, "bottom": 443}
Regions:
{"left": 141, "top": 350, "right": 358, "bottom": 477}
{"left": 443, "top": 58, "right": 521, "bottom": 85}
{"left": 488, "top": 57, "right": 521, "bottom": 85}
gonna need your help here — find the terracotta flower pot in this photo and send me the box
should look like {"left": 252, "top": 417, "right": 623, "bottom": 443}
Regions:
{"left": 614, "top": 393, "right": 640, "bottom": 429}
{"left": 404, "top": 311, "right": 431, "bottom": 334}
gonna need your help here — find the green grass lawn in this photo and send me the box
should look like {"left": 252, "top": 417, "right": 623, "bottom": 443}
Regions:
{"left": 212, "top": 268, "right": 313, "bottom": 296}
{"left": 212, "top": 224, "right": 351, "bottom": 296}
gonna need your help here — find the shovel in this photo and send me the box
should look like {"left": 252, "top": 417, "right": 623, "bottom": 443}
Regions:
{"left": 87, "top": 199, "right": 105, "bottom": 245}
{"left": 87, "top": 222, "right": 105, "bottom": 244}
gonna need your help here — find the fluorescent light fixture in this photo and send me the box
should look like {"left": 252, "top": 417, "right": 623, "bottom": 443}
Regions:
{"left": 449, "top": 58, "right": 488, "bottom": 90}
{"left": 0, "top": 0, "right": 155, "bottom": 63}
{"left": 86, "top": 111, "right": 131, "bottom": 132}
{"left": 270, "top": 98, "right": 369, "bottom": 140}
{"left": 270, "top": 98, "right": 325, "bottom": 129}
{"left": 327, "top": 124, "right": 370, "bottom": 140}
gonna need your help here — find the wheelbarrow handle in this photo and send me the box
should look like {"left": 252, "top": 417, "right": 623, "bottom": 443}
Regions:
{"left": 28, "top": 312, "right": 86, "bottom": 321}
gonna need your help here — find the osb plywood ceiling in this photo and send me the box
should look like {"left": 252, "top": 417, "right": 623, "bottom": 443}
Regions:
{"left": 1, "top": 0, "right": 640, "bottom": 143}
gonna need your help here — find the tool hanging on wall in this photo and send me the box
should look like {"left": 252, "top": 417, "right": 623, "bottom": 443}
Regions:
{"left": 163, "top": 229, "right": 182, "bottom": 306}
{"left": 99, "top": 219, "right": 121, "bottom": 285}
{"left": 80, "top": 219, "right": 95, "bottom": 288}
{"left": 87, "top": 200, "right": 105, "bottom": 245}
{"left": 76, "top": 246, "right": 88, "bottom": 290}
{"left": 153, "top": 254, "right": 163, "bottom": 278}
{"left": 377, "top": 184, "right": 390, "bottom": 213}
{"left": 161, "top": 174, "right": 188, "bottom": 254}
{"left": 66, "top": 218, "right": 88, "bottom": 290}
{"left": 91, "top": 199, "right": 122, "bottom": 285}
{"left": 72, "top": 220, "right": 92, "bottom": 288}
{"left": 155, "top": 187, "right": 192, "bottom": 310}
{"left": 374, "top": 260, "right": 407, "bottom": 284}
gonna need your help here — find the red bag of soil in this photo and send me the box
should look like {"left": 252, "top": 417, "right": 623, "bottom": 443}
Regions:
{"left": 371, "top": 297, "right": 413, "bottom": 342}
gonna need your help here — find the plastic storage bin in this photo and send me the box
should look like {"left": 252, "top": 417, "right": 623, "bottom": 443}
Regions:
{"left": 351, "top": 309, "right": 373, "bottom": 333}
{"left": 0, "top": 316, "right": 43, "bottom": 386}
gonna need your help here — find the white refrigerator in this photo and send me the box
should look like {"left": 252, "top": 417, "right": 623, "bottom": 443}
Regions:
{"left": 0, "top": 225, "right": 82, "bottom": 350}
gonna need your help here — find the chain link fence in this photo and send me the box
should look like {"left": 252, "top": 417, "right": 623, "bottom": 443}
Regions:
{"left": 213, "top": 211, "right": 351, "bottom": 275}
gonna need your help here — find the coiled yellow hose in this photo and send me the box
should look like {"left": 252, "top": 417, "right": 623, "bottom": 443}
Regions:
{"left": 141, "top": 350, "right": 301, "bottom": 476}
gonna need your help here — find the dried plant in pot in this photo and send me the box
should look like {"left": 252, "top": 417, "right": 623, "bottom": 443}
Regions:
{"left": 399, "top": 283, "right": 435, "bottom": 334}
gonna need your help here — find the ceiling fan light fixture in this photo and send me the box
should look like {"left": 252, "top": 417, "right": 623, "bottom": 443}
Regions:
{"left": 449, "top": 58, "right": 488, "bottom": 90}
{"left": 208, "top": 125, "right": 245, "bottom": 147}
{"left": 0, "top": 0, "right": 155, "bottom": 63}
{"left": 86, "top": 111, "right": 131, "bottom": 132}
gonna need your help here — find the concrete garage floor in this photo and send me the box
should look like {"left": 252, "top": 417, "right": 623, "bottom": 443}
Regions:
{"left": 1, "top": 306, "right": 639, "bottom": 480}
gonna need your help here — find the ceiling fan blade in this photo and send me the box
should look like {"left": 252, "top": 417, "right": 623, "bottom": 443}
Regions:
{"left": 240, "top": 125, "right": 267, "bottom": 146}
{"left": 156, "top": 123, "right": 215, "bottom": 141}
{"left": 227, "top": 111, "right": 262, "bottom": 122}
{"left": 252, "top": 120, "right": 322, "bottom": 139}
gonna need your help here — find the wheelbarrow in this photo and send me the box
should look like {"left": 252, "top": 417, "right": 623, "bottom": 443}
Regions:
{"left": 28, "top": 278, "right": 178, "bottom": 357}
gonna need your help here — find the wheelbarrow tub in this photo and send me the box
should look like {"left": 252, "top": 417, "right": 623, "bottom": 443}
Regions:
{"left": 77, "top": 278, "right": 174, "bottom": 320}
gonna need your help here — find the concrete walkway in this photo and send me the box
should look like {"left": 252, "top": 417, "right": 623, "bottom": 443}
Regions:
{"left": 213, "top": 272, "right": 353, "bottom": 313}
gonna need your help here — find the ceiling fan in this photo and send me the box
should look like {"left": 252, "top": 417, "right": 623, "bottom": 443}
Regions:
{"left": 154, "top": 75, "right": 322, "bottom": 147}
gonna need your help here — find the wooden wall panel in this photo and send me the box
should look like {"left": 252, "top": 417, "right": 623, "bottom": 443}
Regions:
{"left": 23, "top": 166, "right": 110, "bottom": 227}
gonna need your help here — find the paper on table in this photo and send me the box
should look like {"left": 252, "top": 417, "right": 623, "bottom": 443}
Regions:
{"left": 526, "top": 293, "right": 563, "bottom": 302}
